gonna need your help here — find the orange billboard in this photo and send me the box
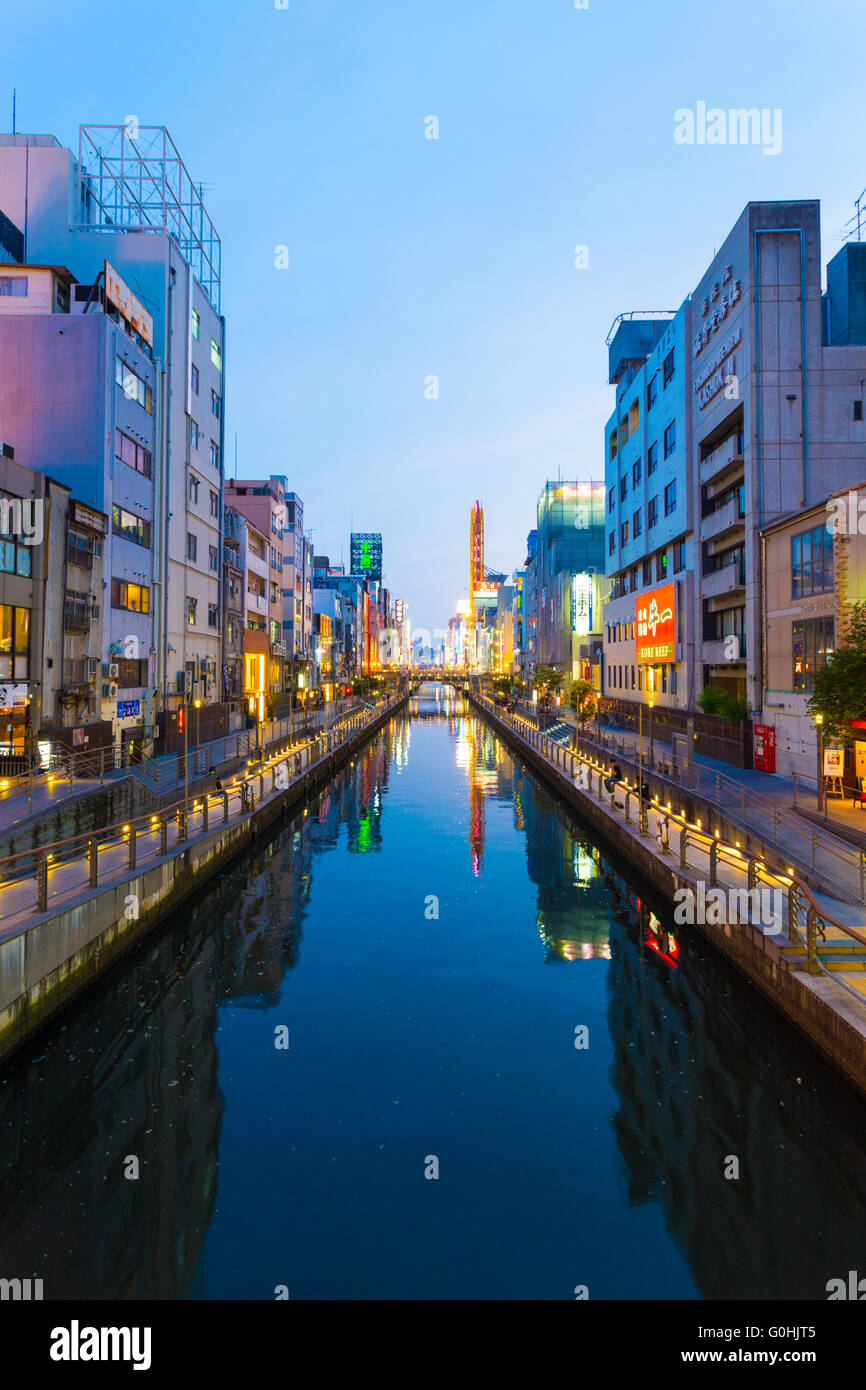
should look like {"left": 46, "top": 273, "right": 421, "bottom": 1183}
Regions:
{"left": 636, "top": 582, "right": 676, "bottom": 663}
{"left": 104, "top": 261, "right": 154, "bottom": 347}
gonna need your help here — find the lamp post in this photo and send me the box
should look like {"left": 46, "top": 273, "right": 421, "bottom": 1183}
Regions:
{"left": 648, "top": 690, "right": 656, "bottom": 769}
{"left": 815, "top": 713, "right": 825, "bottom": 819}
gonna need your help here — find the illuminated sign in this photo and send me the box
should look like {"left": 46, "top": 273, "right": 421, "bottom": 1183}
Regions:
{"left": 636, "top": 582, "right": 676, "bottom": 662}
{"left": 350, "top": 532, "right": 382, "bottom": 580}
{"left": 104, "top": 261, "right": 153, "bottom": 347}
{"left": 395, "top": 599, "right": 404, "bottom": 624}
{"left": 116, "top": 699, "right": 141, "bottom": 719}
{"left": 0, "top": 683, "right": 28, "bottom": 708}
{"left": 572, "top": 573, "right": 593, "bottom": 635}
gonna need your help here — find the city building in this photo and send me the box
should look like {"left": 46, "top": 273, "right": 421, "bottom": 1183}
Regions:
{"left": 535, "top": 481, "right": 606, "bottom": 676}
{"left": 602, "top": 201, "right": 866, "bottom": 766}
{"left": 0, "top": 126, "right": 226, "bottom": 749}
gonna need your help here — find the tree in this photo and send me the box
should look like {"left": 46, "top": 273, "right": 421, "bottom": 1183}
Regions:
{"left": 808, "top": 602, "right": 866, "bottom": 743}
{"left": 569, "top": 678, "right": 596, "bottom": 723}
{"left": 697, "top": 686, "right": 748, "bottom": 722}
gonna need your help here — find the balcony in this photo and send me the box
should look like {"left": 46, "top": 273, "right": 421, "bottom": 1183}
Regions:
{"left": 700, "top": 433, "right": 743, "bottom": 485}
{"left": 702, "top": 494, "right": 745, "bottom": 542}
{"left": 702, "top": 560, "right": 746, "bottom": 599}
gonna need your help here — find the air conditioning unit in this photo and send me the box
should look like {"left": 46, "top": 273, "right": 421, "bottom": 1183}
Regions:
{"left": 102, "top": 682, "right": 118, "bottom": 699}
{"left": 109, "top": 662, "right": 119, "bottom": 679}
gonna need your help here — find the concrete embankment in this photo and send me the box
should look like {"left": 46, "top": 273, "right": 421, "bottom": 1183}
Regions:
{"left": 472, "top": 695, "right": 866, "bottom": 1101}
{"left": 0, "top": 698, "right": 405, "bottom": 1067}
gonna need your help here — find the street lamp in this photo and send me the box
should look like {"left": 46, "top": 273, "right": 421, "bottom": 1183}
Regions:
{"left": 815, "top": 713, "right": 825, "bottom": 819}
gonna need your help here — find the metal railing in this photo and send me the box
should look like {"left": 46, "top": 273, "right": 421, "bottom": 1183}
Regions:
{"left": 474, "top": 696, "right": 866, "bottom": 925}
{"left": 0, "top": 698, "right": 399, "bottom": 926}
{"left": 576, "top": 723, "right": 865, "bottom": 903}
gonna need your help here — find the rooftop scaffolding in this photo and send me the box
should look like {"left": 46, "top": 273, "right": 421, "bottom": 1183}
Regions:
{"left": 76, "top": 124, "right": 221, "bottom": 311}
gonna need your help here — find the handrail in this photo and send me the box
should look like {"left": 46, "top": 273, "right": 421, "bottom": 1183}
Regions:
{"left": 0, "top": 700, "right": 398, "bottom": 911}
{"left": 577, "top": 723, "right": 864, "bottom": 891}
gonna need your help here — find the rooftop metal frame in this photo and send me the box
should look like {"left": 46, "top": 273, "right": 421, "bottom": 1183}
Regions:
{"left": 76, "top": 125, "right": 221, "bottom": 311}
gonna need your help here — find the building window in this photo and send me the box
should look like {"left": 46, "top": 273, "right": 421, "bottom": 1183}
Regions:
{"left": 664, "top": 480, "right": 677, "bottom": 516}
{"left": 111, "top": 579, "right": 150, "bottom": 614}
{"left": 115, "top": 428, "right": 152, "bottom": 478}
{"left": 189, "top": 473, "right": 200, "bottom": 503}
{"left": 0, "top": 276, "right": 28, "bottom": 297}
{"left": 210, "top": 441, "right": 220, "bottom": 470}
{"left": 191, "top": 364, "right": 200, "bottom": 395}
{"left": 608, "top": 531, "right": 615, "bottom": 555}
{"left": 619, "top": 475, "right": 628, "bottom": 502}
{"left": 186, "top": 597, "right": 197, "bottom": 626}
{"left": 208, "top": 603, "right": 219, "bottom": 628}
{"left": 855, "top": 400, "right": 863, "bottom": 421}
{"left": 632, "top": 458, "right": 642, "bottom": 487}
{"left": 643, "top": 558, "right": 653, "bottom": 585}
{"left": 112, "top": 505, "right": 151, "bottom": 548}
{"left": 115, "top": 357, "right": 153, "bottom": 413}
{"left": 191, "top": 308, "right": 200, "bottom": 340}
{"left": 210, "top": 489, "right": 219, "bottom": 517}
{"left": 211, "top": 389, "right": 221, "bottom": 419}
{"left": 0, "top": 508, "right": 32, "bottom": 577}
{"left": 647, "top": 374, "right": 657, "bottom": 410}
{"left": 663, "top": 348, "right": 675, "bottom": 388}
{"left": 674, "top": 539, "right": 685, "bottom": 572}
{"left": 186, "top": 532, "right": 197, "bottom": 562}
{"left": 190, "top": 419, "right": 199, "bottom": 450}
{"left": 647, "top": 442, "right": 658, "bottom": 476}
{"left": 793, "top": 616, "right": 835, "bottom": 692}
{"left": 620, "top": 520, "right": 629, "bottom": 545}
{"left": 663, "top": 420, "right": 676, "bottom": 458}
{"left": 209, "top": 544, "right": 219, "bottom": 572}
{"left": 211, "top": 338, "right": 222, "bottom": 371}
{"left": 792, "top": 525, "right": 833, "bottom": 598}
{"left": 648, "top": 496, "right": 658, "bottom": 529}
{"left": 656, "top": 550, "right": 668, "bottom": 581}
{"left": 608, "top": 486, "right": 615, "bottom": 514}
{"left": 0, "top": 604, "right": 30, "bottom": 679}
{"left": 633, "top": 509, "right": 642, "bottom": 538}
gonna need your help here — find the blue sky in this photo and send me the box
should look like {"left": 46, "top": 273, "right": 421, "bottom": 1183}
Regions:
{"left": 5, "top": 0, "right": 866, "bottom": 630}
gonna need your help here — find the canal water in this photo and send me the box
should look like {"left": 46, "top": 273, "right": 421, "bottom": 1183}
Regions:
{"left": 2, "top": 682, "right": 866, "bottom": 1300}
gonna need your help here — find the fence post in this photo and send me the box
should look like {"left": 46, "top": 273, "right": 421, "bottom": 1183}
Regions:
{"left": 202, "top": 797, "right": 209, "bottom": 833}
{"left": 178, "top": 808, "right": 187, "bottom": 844}
{"left": 37, "top": 850, "right": 48, "bottom": 912}
{"left": 806, "top": 907, "right": 819, "bottom": 975}
{"left": 680, "top": 827, "right": 688, "bottom": 869}
{"left": 624, "top": 790, "right": 631, "bottom": 824}
{"left": 161, "top": 816, "right": 168, "bottom": 855}
{"left": 224, "top": 792, "right": 230, "bottom": 824}
{"left": 128, "top": 825, "right": 136, "bottom": 870}
{"left": 747, "top": 857, "right": 757, "bottom": 891}
{"left": 88, "top": 836, "right": 98, "bottom": 888}
{"left": 709, "top": 838, "right": 718, "bottom": 886}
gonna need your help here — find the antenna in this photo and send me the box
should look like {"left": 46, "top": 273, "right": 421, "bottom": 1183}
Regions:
{"left": 234, "top": 431, "right": 238, "bottom": 478}
{"left": 11, "top": 89, "right": 15, "bottom": 135}
{"left": 843, "top": 186, "right": 866, "bottom": 243}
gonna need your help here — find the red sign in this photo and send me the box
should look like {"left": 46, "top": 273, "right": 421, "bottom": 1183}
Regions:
{"left": 754, "top": 723, "right": 776, "bottom": 773}
{"left": 636, "top": 582, "right": 676, "bottom": 663}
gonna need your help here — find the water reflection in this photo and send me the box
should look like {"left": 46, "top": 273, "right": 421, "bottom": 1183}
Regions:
{"left": 1, "top": 708, "right": 866, "bottom": 1299}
